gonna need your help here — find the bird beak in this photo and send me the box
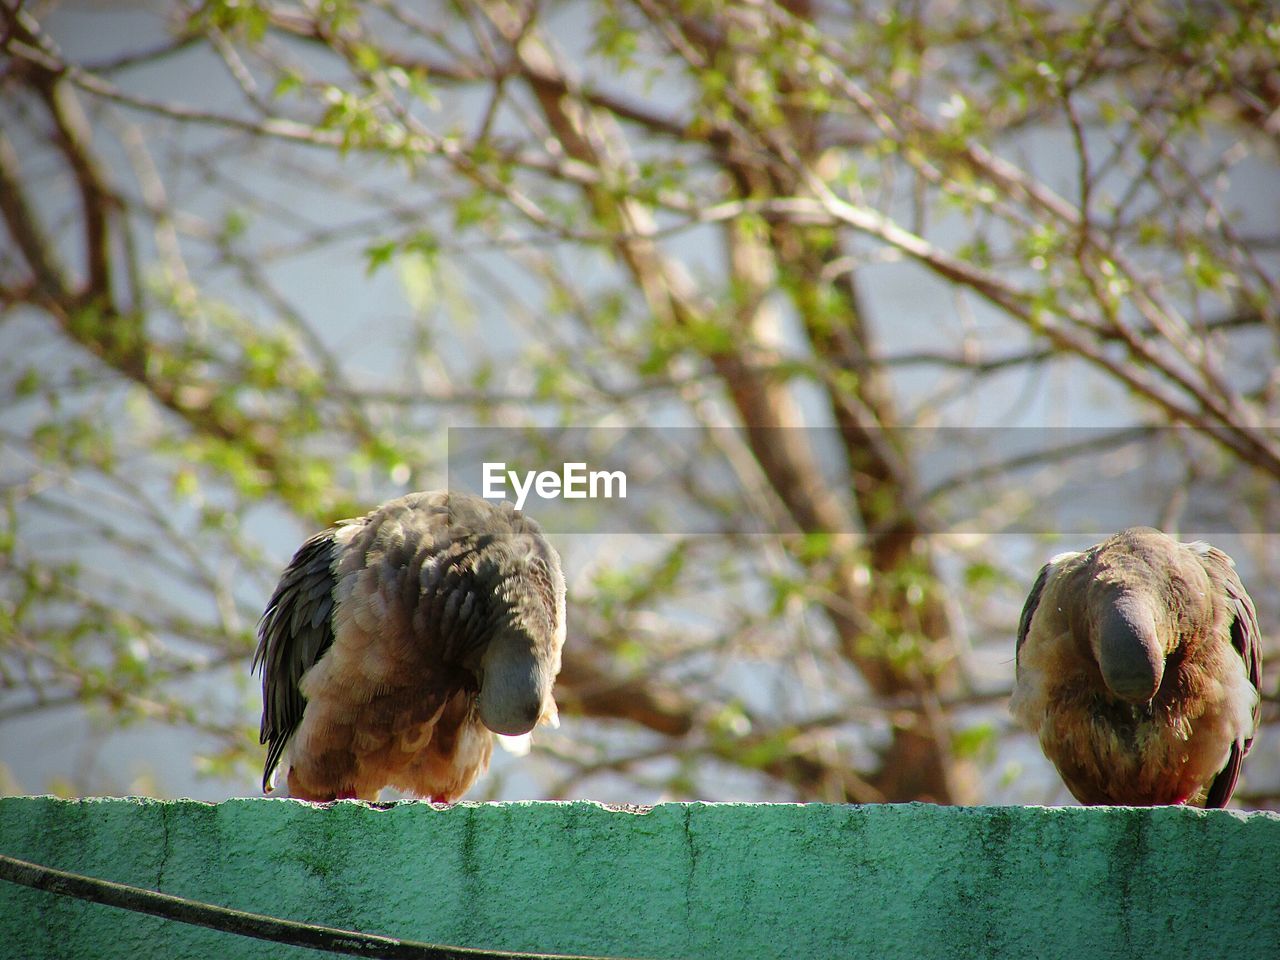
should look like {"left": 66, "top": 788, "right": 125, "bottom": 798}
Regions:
{"left": 495, "top": 697, "right": 558, "bottom": 758}
{"left": 476, "top": 635, "right": 556, "bottom": 736}
{"left": 1098, "top": 595, "right": 1164, "bottom": 703}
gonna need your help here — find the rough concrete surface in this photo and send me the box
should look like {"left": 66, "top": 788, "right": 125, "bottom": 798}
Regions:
{"left": 0, "top": 797, "right": 1276, "bottom": 960}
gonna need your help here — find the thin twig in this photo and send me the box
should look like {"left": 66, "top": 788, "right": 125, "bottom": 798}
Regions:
{"left": 0, "top": 852, "right": 649, "bottom": 960}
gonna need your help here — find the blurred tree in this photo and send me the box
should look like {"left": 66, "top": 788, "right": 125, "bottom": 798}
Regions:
{"left": 0, "top": 0, "right": 1276, "bottom": 804}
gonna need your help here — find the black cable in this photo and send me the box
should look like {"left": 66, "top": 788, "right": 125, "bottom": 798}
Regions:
{"left": 0, "top": 852, "right": 647, "bottom": 960}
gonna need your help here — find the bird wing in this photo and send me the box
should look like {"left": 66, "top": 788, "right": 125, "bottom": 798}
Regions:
{"left": 252, "top": 526, "right": 342, "bottom": 792}
{"left": 1015, "top": 561, "right": 1054, "bottom": 675}
{"left": 1198, "top": 545, "right": 1262, "bottom": 809}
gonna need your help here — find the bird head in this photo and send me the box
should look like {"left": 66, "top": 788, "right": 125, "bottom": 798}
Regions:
{"left": 1085, "top": 528, "right": 1215, "bottom": 706}
{"left": 1093, "top": 590, "right": 1166, "bottom": 704}
{"left": 474, "top": 629, "right": 560, "bottom": 737}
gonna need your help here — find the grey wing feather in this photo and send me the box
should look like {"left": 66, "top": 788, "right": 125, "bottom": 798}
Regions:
{"left": 1205, "top": 735, "right": 1244, "bottom": 809}
{"left": 1015, "top": 562, "right": 1053, "bottom": 675}
{"left": 1199, "top": 546, "right": 1262, "bottom": 808}
{"left": 252, "top": 528, "right": 340, "bottom": 792}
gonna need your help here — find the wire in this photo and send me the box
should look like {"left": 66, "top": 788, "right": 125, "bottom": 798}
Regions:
{"left": 0, "top": 852, "right": 648, "bottom": 960}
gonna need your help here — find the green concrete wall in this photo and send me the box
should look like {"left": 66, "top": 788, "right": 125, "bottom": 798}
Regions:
{"left": 0, "top": 797, "right": 1277, "bottom": 960}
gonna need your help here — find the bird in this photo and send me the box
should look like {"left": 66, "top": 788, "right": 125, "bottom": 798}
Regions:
{"left": 1010, "top": 526, "right": 1261, "bottom": 807}
{"left": 252, "top": 490, "right": 566, "bottom": 802}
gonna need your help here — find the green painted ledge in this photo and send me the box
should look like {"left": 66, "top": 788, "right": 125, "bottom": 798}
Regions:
{"left": 0, "top": 798, "right": 1277, "bottom": 960}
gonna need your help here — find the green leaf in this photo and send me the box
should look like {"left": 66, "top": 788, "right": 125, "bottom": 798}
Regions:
{"left": 272, "top": 69, "right": 303, "bottom": 99}
{"left": 952, "top": 722, "right": 997, "bottom": 761}
{"left": 14, "top": 367, "right": 40, "bottom": 398}
{"left": 364, "top": 240, "right": 398, "bottom": 276}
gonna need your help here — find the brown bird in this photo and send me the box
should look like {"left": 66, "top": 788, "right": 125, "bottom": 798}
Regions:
{"left": 253, "top": 491, "right": 565, "bottom": 801}
{"left": 1011, "top": 527, "right": 1261, "bottom": 807}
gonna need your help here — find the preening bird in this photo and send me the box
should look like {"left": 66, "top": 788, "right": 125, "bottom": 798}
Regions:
{"left": 253, "top": 491, "right": 566, "bottom": 802}
{"left": 1011, "top": 527, "right": 1261, "bottom": 807}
